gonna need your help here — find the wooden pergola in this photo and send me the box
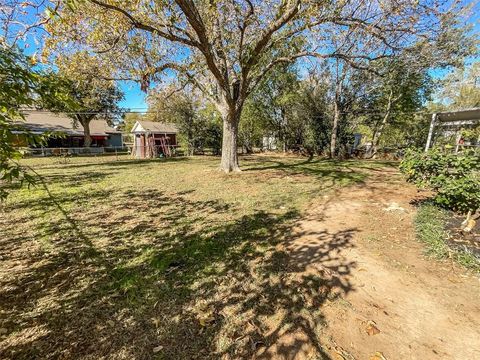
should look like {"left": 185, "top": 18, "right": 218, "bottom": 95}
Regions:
{"left": 425, "top": 108, "right": 480, "bottom": 152}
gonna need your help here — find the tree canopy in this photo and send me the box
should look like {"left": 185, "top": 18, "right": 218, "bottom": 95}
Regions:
{"left": 41, "top": 0, "right": 474, "bottom": 170}
{"left": 41, "top": 52, "right": 124, "bottom": 146}
{"left": 438, "top": 62, "right": 480, "bottom": 110}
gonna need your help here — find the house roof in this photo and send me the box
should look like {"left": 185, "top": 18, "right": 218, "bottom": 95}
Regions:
{"left": 15, "top": 111, "right": 120, "bottom": 136}
{"left": 131, "top": 120, "right": 178, "bottom": 134}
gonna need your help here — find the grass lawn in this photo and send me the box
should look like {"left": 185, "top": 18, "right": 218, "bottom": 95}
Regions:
{"left": 414, "top": 203, "right": 480, "bottom": 272}
{"left": 0, "top": 155, "right": 393, "bottom": 359}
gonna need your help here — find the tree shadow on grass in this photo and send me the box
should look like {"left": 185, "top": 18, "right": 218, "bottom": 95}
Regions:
{"left": 243, "top": 156, "right": 397, "bottom": 177}
{"left": 241, "top": 157, "right": 371, "bottom": 185}
{"left": 43, "top": 156, "right": 191, "bottom": 171}
{"left": 39, "top": 170, "right": 114, "bottom": 187}
{"left": 1, "top": 184, "right": 356, "bottom": 359}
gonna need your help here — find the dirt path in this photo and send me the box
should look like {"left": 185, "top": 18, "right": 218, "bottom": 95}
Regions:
{"left": 258, "top": 167, "right": 480, "bottom": 360}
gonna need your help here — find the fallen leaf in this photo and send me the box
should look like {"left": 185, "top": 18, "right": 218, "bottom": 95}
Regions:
{"left": 151, "top": 317, "right": 161, "bottom": 328}
{"left": 365, "top": 320, "right": 381, "bottom": 336}
{"left": 199, "top": 314, "right": 215, "bottom": 327}
{"left": 462, "top": 218, "right": 476, "bottom": 233}
{"left": 328, "top": 342, "right": 354, "bottom": 360}
{"left": 370, "top": 351, "right": 387, "bottom": 360}
{"left": 153, "top": 345, "right": 163, "bottom": 353}
{"left": 331, "top": 350, "right": 346, "bottom": 360}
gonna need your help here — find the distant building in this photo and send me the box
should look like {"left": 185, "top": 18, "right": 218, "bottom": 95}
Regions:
{"left": 262, "top": 135, "right": 277, "bottom": 151}
{"left": 131, "top": 120, "right": 179, "bottom": 158}
{"left": 353, "top": 133, "right": 362, "bottom": 151}
{"left": 13, "top": 111, "right": 122, "bottom": 148}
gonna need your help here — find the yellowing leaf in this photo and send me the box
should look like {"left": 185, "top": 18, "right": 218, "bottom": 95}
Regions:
{"left": 370, "top": 351, "right": 387, "bottom": 360}
{"left": 365, "top": 320, "right": 381, "bottom": 336}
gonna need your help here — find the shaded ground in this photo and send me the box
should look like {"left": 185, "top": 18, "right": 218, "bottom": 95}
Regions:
{"left": 1, "top": 155, "right": 478, "bottom": 359}
{"left": 0, "top": 155, "right": 380, "bottom": 359}
{"left": 278, "top": 167, "right": 480, "bottom": 359}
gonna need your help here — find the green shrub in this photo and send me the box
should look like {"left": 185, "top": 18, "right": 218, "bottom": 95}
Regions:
{"left": 400, "top": 148, "right": 480, "bottom": 213}
{"left": 0, "top": 47, "right": 65, "bottom": 200}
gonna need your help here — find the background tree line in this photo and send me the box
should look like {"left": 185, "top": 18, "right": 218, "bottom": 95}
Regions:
{"left": 2, "top": 0, "right": 478, "bottom": 171}
{"left": 40, "top": 0, "right": 475, "bottom": 171}
{"left": 120, "top": 54, "right": 461, "bottom": 158}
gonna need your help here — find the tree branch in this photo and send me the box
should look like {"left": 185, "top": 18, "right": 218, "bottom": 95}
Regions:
{"left": 88, "top": 0, "right": 200, "bottom": 47}
{"left": 174, "top": 0, "right": 227, "bottom": 93}
{"left": 243, "top": 0, "right": 301, "bottom": 72}
{"left": 248, "top": 50, "right": 387, "bottom": 94}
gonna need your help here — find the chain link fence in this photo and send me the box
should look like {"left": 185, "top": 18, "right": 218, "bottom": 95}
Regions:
{"left": 21, "top": 145, "right": 182, "bottom": 157}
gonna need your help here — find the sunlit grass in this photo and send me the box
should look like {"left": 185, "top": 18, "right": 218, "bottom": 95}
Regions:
{"left": 1, "top": 154, "right": 392, "bottom": 359}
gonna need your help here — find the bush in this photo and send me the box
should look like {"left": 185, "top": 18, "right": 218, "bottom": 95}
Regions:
{"left": 400, "top": 148, "right": 480, "bottom": 213}
{"left": 0, "top": 47, "right": 65, "bottom": 199}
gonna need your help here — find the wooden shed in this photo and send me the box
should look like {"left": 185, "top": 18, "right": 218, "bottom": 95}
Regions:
{"left": 131, "top": 120, "right": 179, "bottom": 158}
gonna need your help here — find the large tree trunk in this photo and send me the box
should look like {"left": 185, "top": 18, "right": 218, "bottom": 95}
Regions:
{"left": 330, "top": 62, "right": 344, "bottom": 159}
{"left": 281, "top": 108, "right": 287, "bottom": 153}
{"left": 79, "top": 119, "right": 92, "bottom": 148}
{"left": 220, "top": 109, "right": 240, "bottom": 173}
{"left": 187, "top": 130, "right": 195, "bottom": 156}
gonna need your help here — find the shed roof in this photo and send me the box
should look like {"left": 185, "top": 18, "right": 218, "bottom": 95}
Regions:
{"left": 15, "top": 111, "right": 119, "bottom": 136}
{"left": 131, "top": 120, "right": 178, "bottom": 134}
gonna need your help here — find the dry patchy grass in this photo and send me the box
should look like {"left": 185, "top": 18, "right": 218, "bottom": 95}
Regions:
{"left": 0, "top": 155, "right": 394, "bottom": 359}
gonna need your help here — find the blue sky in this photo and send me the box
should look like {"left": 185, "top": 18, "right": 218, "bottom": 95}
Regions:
{"left": 119, "top": 82, "right": 148, "bottom": 111}
{"left": 7, "top": 3, "right": 149, "bottom": 111}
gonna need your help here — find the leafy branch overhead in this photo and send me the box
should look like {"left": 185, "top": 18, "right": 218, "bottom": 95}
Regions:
{"left": 46, "top": 0, "right": 473, "bottom": 105}
{"left": 0, "top": 47, "right": 65, "bottom": 199}
{"left": 43, "top": 0, "right": 475, "bottom": 171}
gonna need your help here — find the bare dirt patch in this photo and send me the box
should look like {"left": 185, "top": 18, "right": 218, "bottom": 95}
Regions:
{"left": 265, "top": 167, "right": 480, "bottom": 359}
